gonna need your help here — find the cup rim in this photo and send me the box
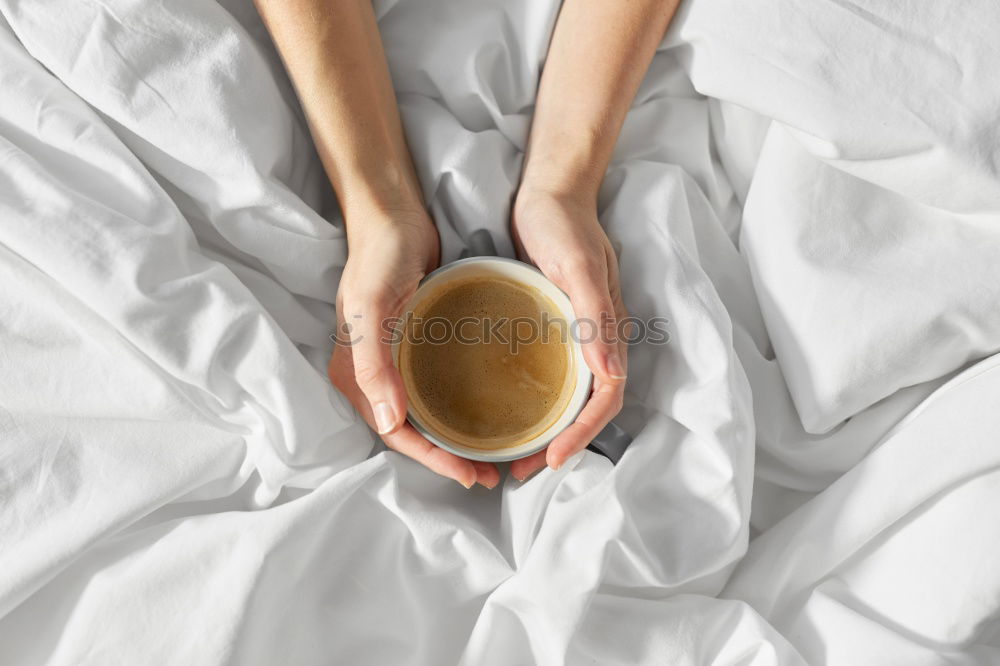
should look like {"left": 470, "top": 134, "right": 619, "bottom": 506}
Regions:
{"left": 391, "top": 256, "right": 593, "bottom": 462}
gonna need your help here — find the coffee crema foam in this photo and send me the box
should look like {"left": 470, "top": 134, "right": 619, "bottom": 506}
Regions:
{"left": 398, "top": 276, "right": 575, "bottom": 450}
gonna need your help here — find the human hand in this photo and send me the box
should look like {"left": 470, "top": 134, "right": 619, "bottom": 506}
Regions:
{"left": 328, "top": 207, "right": 500, "bottom": 489}
{"left": 508, "top": 189, "right": 628, "bottom": 481}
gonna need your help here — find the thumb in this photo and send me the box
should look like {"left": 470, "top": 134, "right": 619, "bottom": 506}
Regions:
{"left": 346, "top": 297, "right": 409, "bottom": 435}
{"left": 565, "top": 277, "right": 626, "bottom": 385}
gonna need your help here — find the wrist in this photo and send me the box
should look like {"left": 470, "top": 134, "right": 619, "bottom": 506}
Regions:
{"left": 334, "top": 169, "right": 430, "bottom": 228}
{"left": 514, "top": 178, "right": 598, "bottom": 221}
{"left": 343, "top": 200, "right": 433, "bottom": 241}
{"left": 519, "top": 148, "right": 606, "bottom": 206}
{"left": 519, "top": 175, "right": 599, "bottom": 210}
{"left": 520, "top": 121, "right": 608, "bottom": 206}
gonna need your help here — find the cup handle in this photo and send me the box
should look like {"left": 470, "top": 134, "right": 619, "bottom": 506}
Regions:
{"left": 587, "top": 421, "right": 632, "bottom": 464}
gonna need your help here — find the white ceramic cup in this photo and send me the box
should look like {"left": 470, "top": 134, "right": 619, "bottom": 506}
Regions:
{"left": 392, "top": 257, "right": 593, "bottom": 462}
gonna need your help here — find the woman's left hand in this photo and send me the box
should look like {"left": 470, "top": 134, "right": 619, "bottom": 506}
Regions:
{"left": 509, "top": 188, "right": 628, "bottom": 481}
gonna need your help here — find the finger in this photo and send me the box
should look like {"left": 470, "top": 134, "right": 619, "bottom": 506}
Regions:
{"left": 328, "top": 344, "right": 385, "bottom": 429}
{"left": 471, "top": 461, "right": 500, "bottom": 489}
{"left": 328, "top": 341, "right": 366, "bottom": 409}
{"left": 510, "top": 448, "right": 548, "bottom": 482}
{"left": 510, "top": 366, "right": 628, "bottom": 480}
{"left": 343, "top": 294, "right": 409, "bottom": 436}
{"left": 329, "top": 346, "right": 478, "bottom": 488}
{"left": 562, "top": 269, "right": 626, "bottom": 386}
{"left": 546, "top": 380, "right": 624, "bottom": 470}
{"left": 330, "top": 335, "right": 485, "bottom": 489}
{"left": 382, "top": 423, "right": 478, "bottom": 488}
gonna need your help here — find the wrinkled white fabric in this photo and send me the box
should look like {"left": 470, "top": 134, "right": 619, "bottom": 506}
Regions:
{"left": 0, "top": 0, "right": 997, "bottom": 663}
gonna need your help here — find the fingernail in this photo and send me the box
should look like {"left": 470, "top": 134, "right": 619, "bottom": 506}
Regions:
{"left": 373, "top": 401, "right": 397, "bottom": 435}
{"left": 479, "top": 478, "right": 498, "bottom": 490}
{"left": 606, "top": 350, "right": 627, "bottom": 380}
{"left": 459, "top": 477, "right": 475, "bottom": 489}
{"left": 514, "top": 469, "right": 538, "bottom": 483}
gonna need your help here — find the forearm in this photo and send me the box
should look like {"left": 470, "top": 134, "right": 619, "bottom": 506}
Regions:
{"left": 255, "top": 0, "right": 424, "bottom": 223}
{"left": 521, "top": 0, "right": 681, "bottom": 203}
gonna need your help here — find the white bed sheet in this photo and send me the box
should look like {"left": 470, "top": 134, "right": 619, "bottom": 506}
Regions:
{"left": 1, "top": 0, "right": 998, "bottom": 663}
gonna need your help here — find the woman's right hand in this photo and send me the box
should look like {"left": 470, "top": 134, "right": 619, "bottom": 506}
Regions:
{"left": 328, "top": 206, "right": 500, "bottom": 490}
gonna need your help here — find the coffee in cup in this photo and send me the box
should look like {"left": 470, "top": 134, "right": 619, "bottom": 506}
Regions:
{"left": 393, "top": 258, "right": 592, "bottom": 462}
